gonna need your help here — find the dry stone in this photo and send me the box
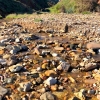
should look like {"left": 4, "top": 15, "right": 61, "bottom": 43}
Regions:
{"left": 86, "top": 42, "right": 100, "bottom": 49}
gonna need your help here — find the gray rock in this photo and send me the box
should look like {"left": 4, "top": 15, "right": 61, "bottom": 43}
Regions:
{"left": 36, "top": 77, "right": 43, "bottom": 84}
{"left": 44, "top": 77, "right": 57, "bottom": 85}
{"left": 19, "top": 82, "right": 32, "bottom": 92}
{"left": 24, "top": 34, "right": 39, "bottom": 41}
{"left": 37, "top": 88, "right": 46, "bottom": 93}
{"left": 10, "top": 49, "right": 18, "bottom": 54}
{"left": 21, "top": 45, "right": 28, "bottom": 51}
{"left": 57, "top": 61, "right": 70, "bottom": 72}
{"left": 23, "top": 83, "right": 32, "bottom": 92}
{"left": 85, "top": 63, "right": 97, "bottom": 71}
{"left": 9, "top": 64, "right": 23, "bottom": 72}
{"left": 0, "top": 38, "right": 9, "bottom": 43}
{"left": 5, "top": 78, "right": 13, "bottom": 84}
{"left": 0, "top": 59, "right": 6, "bottom": 65}
{"left": 0, "top": 86, "right": 8, "bottom": 96}
{"left": 0, "top": 96, "right": 2, "bottom": 100}
{"left": 71, "top": 69, "right": 80, "bottom": 73}
{"left": 40, "top": 92, "right": 56, "bottom": 100}
{"left": 88, "top": 89, "right": 95, "bottom": 94}
{"left": 7, "top": 59, "right": 18, "bottom": 66}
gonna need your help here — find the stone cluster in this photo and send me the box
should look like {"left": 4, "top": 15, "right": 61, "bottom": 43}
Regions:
{"left": 0, "top": 13, "right": 100, "bottom": 100}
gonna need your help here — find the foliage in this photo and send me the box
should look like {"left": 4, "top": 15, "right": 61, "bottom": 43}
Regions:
{"left": 48, "top": 0, "right": 100, "bottom": 13}
{"left": 49, "top": 0, "right": 76, "bottom": 13}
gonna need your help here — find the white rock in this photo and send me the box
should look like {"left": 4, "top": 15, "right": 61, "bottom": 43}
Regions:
{"left": 52, "top": 53, "right": 58, "bottom": 57}
{"left": 15, "top": 38, "right": 20, "bottom": 43}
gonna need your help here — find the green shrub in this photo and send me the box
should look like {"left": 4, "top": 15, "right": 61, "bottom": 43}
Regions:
{"left": 49, "top": 0, "right": 76, "bottom": 13}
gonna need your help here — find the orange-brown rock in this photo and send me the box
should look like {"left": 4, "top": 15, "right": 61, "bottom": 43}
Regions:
{"left": 44, "top": 70, "right": 57, "bottom": 77}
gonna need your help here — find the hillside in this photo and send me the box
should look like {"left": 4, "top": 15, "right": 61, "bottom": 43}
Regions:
{"left": 0, "top": 0, "right": 58, "bottom": 17}
{"left": 0, "top": 0, "right": 100, "bottom": 18}
{"left": 49, "top": 0, "right": 100, "bottom": 13}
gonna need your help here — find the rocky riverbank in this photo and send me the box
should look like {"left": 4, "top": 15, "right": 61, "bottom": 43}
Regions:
{"left": 0, "top": 13, "right": 100, "bottom": 100}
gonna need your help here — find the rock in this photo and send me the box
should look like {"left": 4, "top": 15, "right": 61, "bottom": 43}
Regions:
{"left": 85, "top": 63, "right": 97, "bottom": 71}
{"left": 11, "top": 94, "right": 21, "bottom": 100}
{"left": 36, "top": 77, "right": 43, "bottom": 84}
{"left": 0, "top": 86, "right": 8, "bottom": 96}
{"left": 57, "top": 61, "right": 70, "bottom": 72}
{"left": 33, "top": 47, "right": 41, "bottom": 55}
{"left": 0, "top": 49, "right": 4, "bottom": 55}
{"left": 0, "top": 38, "right": 9, "bottom": 43}
{"left": 24, "top": 34, "right": 39, "bottom": 41}
{"left": 3, "top": 54, "right": 10, "bottom": 59}
{"left": 54, "top": 46, "right": 64, "bottom": 51}
{"left": 97, "top": 94, "right": 100, "bottom": 100}
{"left": 88, "top": 89, "right": 95, "bottom": 94}
{"left": 0, "top": 96, "right": 2, "bottom": 100}
{"left": 37, "top": 88, "right": 46, "bottom": 93}
{"left": 15, "top": 38, "right": 21, "bottom": 43}
{"left": 86, "top": 49, "right": 95, "bottom": 55}
{"left": 9, "top": 64, "right": 23, "bottom": 72}
{"left": 44, "top": 77, "right": 57, "bottom": 85}
{"left": 22, "top": 97, "right": 28, "bottom": 100}
{"left": 10, "top": 47, "right": 20, "bottom": 54}
{"left": 42, "top": 63, "right": 48, "bottom": 69}
{"left": 40, "top": 92, "right": 56, "bottom": 100}
{"left": 74, "top": 91, "right": 86, "bottom": 100}
{"left": 68, "top": 96, "right": 79, "bottom": 100}
{"left": 84, "top": 79, "right": 97, "bottom": 84}
{"left": 86, "top": 42, "right": 100, "bottom": 49}
{"left": 44, "top": 70, "right": 57, "bottom": 77}
{"left": 71, "top": 69, "right": 80, "bottom": 73}
{"left": 49, "top": 34, "right": 54, "bottom": 37}
{"left": 5, "top": 78, "right": 13, "bottom": 84}
{"left": 19, "top": 82, "right": 32, "bottom": 92}
{"left": 29, "top": 72, "right": 39, "bottom": 78}
{"left": 37, "top": 44, "right": 48, "bottom": 49}
{"left": 42, "top": 50, "right": 50, "bottom": 56}
{"left": 93, "top": 73, "right": 100, "bottom": 81}
{"left": 51, "top": 53, "right": 58, "bottom": 57}
{"left": 50, "top": 85, "right": 58, "bottom": 91}
{"left": 68, "top": 76, "right": 76, "bottom": 83}
{"left": 58, "top": 85, "right": 63, "bottom": 90}
{"left": 37, "top": 67, "right": 42, "bottom": 71}
{"left": 0, "top": 58, "right": 7, "bottom": 65}
{"left": 7, "top": 56, "right": 18, "bottom": 66}
{"left": 21, "top": 45, "right": 28, "bottom": 51}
